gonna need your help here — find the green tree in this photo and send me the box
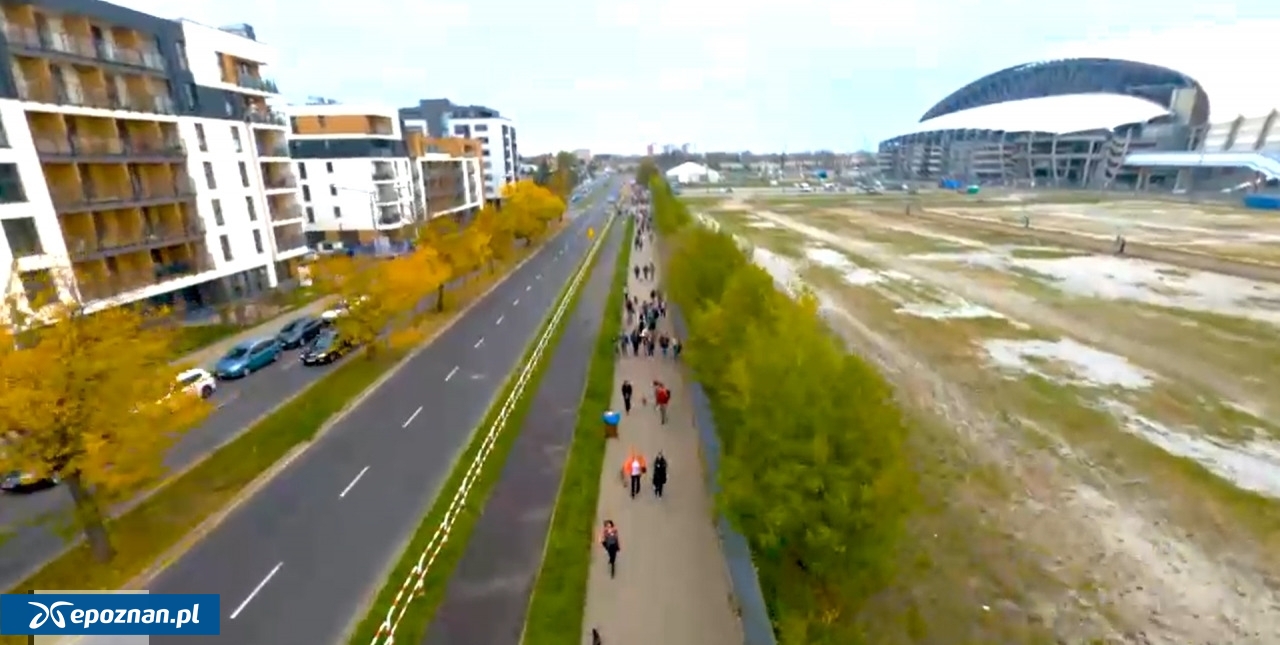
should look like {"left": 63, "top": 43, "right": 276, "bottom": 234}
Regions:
{"left": 636, "top": 157, "right": 660, "bottom": 186}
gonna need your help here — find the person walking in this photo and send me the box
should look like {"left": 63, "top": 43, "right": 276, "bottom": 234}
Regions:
{"left": 622, "top": 450, "right": 647, "bottom": 499}
{"left": 672, "top": 337, "right": 682, "bottom": 360}
{"left": 653, "top": 451, "right": 668, "bottom": 498}
{"left": 600, "top": 520, "right": 621, "bottom": 578}
{"left": 621, "top": 380, "right": 633, "bottom": 414}
{"left": 654, "top": 381, "right": 671, "bottom": 425}
{"left": 659, "top": 333, "right": 670, "bottom": 357}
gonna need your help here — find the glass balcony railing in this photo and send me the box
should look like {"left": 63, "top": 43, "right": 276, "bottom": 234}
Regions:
{"left": 269, "top": 204, "right": 303, "bottom": 222}
{"left": 65, "top": 221, "right": 206, "bottom": 261}
{"left": 236, "top": 74, "right": 279, "bottom": 94}
{"left": 3, "top": 24, "right": 166, "bottom": 71}
{"left": 263, "top": 176, "right": 297, "bottom": 190}
{"left": 245, "top": 108, "right": 287, "bottom": 126}
{"left": 50, "top": 180, "right": 197, "bottom": 211}
{"left": 34, "top": 136, "right": 184, "bottom": 159}
{"left": 75, "top": 256, "right": 214, "bottom": 301}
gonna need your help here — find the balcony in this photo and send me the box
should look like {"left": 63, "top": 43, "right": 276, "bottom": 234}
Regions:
{"left": 245, "top": 108, "right": 287, "bottom": 127}
{"left": 235, "top": 73, "right": 279, "bottom": 94}
{"left": 263, "top": 175, "right": 297, "bottom": 191}
{"left": 375, "top": 184, "right": 401, "bottom": 204}
{"left": 377, "top": 205, "right": 405, "bottom": 226}
{"left": 17, "top": 81, "right": 175, "bottom": 114}
{"left": 270, "top": 204, "right": 303, "bottom": 223}
{"left": 372, "top": 168, "right": 397, "bottom": 181}
{"left": 273, "top": 232, "right": 307, "bottom": 253}
{"left": 75, "top": 256, "right": 213, "bottom": 302}
{"left": 65, "top": 221, "right": 206, "bottom": 261}
{"left": 52, "top": 180, "right": 197, "bottom": 214}
{"left": 3, "top": 24, "right": 166, "bottom": 73}
{"left": 257, "top": 142, "right": 290, "bottom": 157}
{"left": 34, "top": 136, "right": 185, "bottom": 162}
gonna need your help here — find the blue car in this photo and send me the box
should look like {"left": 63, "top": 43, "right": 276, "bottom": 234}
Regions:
{"left": 214, "top": 338, "right": 281, "bottom": 379}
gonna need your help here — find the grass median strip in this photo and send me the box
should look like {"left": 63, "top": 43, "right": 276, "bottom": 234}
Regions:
{"left": 521, "top": 216, "right": 633, "bottom": 644}
{"left": 2, "top": 252, "right": 539, "bottom": 607}
{"left": 348, "top": 212, "right": 618, "bottom": 645}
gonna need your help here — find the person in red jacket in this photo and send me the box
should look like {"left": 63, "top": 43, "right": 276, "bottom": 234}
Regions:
{"left": 653, "top": 381, "right": 671, "bottom": 425}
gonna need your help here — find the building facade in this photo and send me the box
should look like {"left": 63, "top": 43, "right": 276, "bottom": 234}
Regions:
{"left": 401, "top": 99, "right": 519, "bottom": 204}
{"left": 405, "top": 132, "right": 483, "bottom": 220}
{"left": 286, "top": 104, "right": 415, "bottom": 250}
{"left": 0, "top": 0, "right": 303, "bottom": 318}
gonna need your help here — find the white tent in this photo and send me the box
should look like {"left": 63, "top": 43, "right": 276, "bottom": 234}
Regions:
{"left": 665, "top": 161, "right": 721, "bottom": 184}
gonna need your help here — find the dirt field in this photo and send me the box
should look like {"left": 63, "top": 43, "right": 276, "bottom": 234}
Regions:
{"left": 689, "top": 193, "right": 1280, "bottom": 645}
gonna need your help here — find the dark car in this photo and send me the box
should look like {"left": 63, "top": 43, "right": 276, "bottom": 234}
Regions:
{"left": 277, "top": 315, "right": 325, "bottom": 349}
{"left": 0, "top": 470, "right": 59, "bottom": 493}
{"left": 300, "top": 329, "right": 354, "bottom": 366}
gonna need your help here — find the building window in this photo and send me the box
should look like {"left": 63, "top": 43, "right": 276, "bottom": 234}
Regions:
{"left": 305, "top": 206, "right": 315, "bottom": 223}
{"left": 230, "top": 126, "right": 243, "bottom": 153}
{"left": 184, "top": 83, "right": 199, "bottom": 109}
{"left": 195, "top": 124, "right": 208, "bottom": 151}
{"left": 334, "top": 206, "right": 341, "bottom": 219}
{"left": 175, "top": 41, "right": 188, "bottom": 70}
{"left": 203, "top": 162, "right": 216, "bottom": 188}
{"left": 302, "top": 185, "right": 311, "bottom": 201}
{"left": 482, "top": 149, "right": 490, "bottom": 157}
{"left": 453, "top": 124, "right": 469, "bottom": 136}
{"left": 298, "top": 164, "right": 307, "bottom": 180}
{"left": 252, "top": 230, "right": 264, "bottom": 254}
{"left": 245, "top": 196, "right": 257, "bottom": 221}
{"left": 0, "top": 164, "right": 26, "bottom": 203}
{"left": 3, "top": 217, "right": 43, "bottom": 258}
{"left": 0, "top": 115, "right": 9, "bottom": 148}
{"left": 474, "top": 124, "right": 488, "bottom": 132}
{"left": 212, "top": 199, "right": 225, "bottom": 226}
{"left": 238, "top": 161, "right": 250, "bottom": 187}
{"left": 329, "top": 185, "right": 337, "bottom": 196}
{"left": 479, "top": 137, "right": 489, "bottom": 144}
{"left": 219, "top": 235, "right": 233, "bottom": 262}
{"left": 317, "top": 115, "right": 327, "bottom": 127}
{"left": 325, "top": 162, "right": 334, "bottom": 173}
{"left": 20, "top": 269, "right": 54, "bottom": 305}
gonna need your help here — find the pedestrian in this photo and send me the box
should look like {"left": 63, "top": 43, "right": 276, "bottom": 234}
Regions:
{"left": 645, "top": 335, "right": 656, "bottom": 357}
{"left": 622, "top": 450, "right": 647, "bottom": 499}
{"left": 621, "top": 379, "right": 633, "bottom": 414}
{"left": 653, "top": 452, "right": 668, "bottom": 497}
{"left": 654, "top": 381, "right": 671, "bottom": 424}
{"left": 634, "top": 265, "right": 640, "bottom": 280}
{"left": 592, "top": 628, "right": 604, "bottom": 645}
{"left": 630, "top": 330, "right": 641, "bottom": 355}
{"left": 617, "top": 332, "right": 628, "bottom": 355}
{"left": 600, "top": 520, "right": 621, "bottom": 578}
{"left": 672, "top": 337, "right": 682, "bottom": 359}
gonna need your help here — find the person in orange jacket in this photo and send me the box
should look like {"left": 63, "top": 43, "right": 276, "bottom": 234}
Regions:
{"left": 622, "top": 449, "right": 647, "bottom": 499}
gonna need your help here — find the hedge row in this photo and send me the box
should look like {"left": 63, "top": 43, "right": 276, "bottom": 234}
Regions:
{"left": 649, "top": 173, "right": 916, "bottom": 644}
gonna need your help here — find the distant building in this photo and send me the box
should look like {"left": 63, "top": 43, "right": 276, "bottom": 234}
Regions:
{"left": 665, "top": 161, "right": 721, "bottom": 184}
{"left": 400, "top": 99, "right": 519, "bottom": 204}
{"left": 573, "top": 148, "right": 592, "bottom": 163}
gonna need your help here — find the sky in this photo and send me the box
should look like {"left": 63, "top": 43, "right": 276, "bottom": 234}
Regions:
{"left": 113, "top": 0, "right": 1280, "bottom": 155}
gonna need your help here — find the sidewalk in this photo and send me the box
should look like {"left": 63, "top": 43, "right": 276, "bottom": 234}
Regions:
{"left": 177, "top": 297, "right": 336, "bottom": 369}
{"left": 581, "top": 235, "right": 743, "bottom": 645}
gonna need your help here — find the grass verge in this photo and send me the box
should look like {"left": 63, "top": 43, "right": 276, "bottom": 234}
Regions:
{"left": 346, "top": 213, "right": 618, "bottom": 645}
{"left": 521, "top": 216, "right": 633, "bottom": 643}
{"left": 2, "top": 251, "right": 540, "bottom": 612}
{"left": 172, "top": 323, "right": 244, "bottom": 357}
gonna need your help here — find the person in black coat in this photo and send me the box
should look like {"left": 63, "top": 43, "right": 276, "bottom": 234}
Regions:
{"left": 652, "top": 452, "right": 668, "bottom": 497}
{"left": 620, "top": 380, "right": 633, "bottom": 414}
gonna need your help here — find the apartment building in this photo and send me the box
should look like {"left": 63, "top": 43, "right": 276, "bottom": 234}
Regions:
{"left": 400, "top": 99, "right": 519, "bottom": 204}
{"left": 405, "top": 132, "right": 483, "bottom": 220}
{"left": 286, "top": 104, "right": 415, "bottom": 249}
{"left": 0, "top": 0, "right": 302, "bottom": 318}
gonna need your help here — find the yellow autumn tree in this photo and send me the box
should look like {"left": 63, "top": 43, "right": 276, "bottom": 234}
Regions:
{"left": 0, "top": 270, "right": 212, "bottom": 562}
{"left": 310, "top": 249, "right": 448, "bottom": 355}
{"left": 502, "top": 180, "right": 566, "bottom": 243}
{"left": 473, "top": 205, "right": 514, "bottom": 270}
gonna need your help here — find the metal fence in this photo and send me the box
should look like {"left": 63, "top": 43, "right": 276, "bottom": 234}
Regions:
{"left": 668, "top": 305, "right": 777, "bottom": 645}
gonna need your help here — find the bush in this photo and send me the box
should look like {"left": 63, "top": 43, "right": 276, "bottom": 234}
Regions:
{"left": 652, "top": 177, "right": 916, "bottom": 644}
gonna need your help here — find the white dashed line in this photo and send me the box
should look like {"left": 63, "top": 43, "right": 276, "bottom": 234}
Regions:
{"left": 474, "top": 337, "right": 485, "bottom": 349}
{"left": 445, "top": 366, "right": 459, "bottom": 382}
{"left": 339, "top": 466, "right": 370, "bottom": 498}
{"left": 402, "top": 406, "right": 422, "bottom": 428}
{"left": 513, "top": 298, "right": 519, "bottom": 306}
{"left": 536, "top": 273, "right": 542, "bottom": 280}
{"left": 525, "top": 285, "right": 531, "bottom": 292}
{"left": 230, "top": 562, "right": 283, "bottom": 620}
{"left": 496, "top": 315, "right": 504, "bottom": 326}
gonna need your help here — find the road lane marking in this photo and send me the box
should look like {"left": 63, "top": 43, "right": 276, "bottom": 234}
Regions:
{"left": 402, "top": 406, "right": 423, "bottom": 428}
{"left": 495, "top": 315, "right": 504, "bottom": 326}
{"left": 536, "top": 273, "right": 542, "bottom": 280}
{"left": 230, "top": 562, "right": 283, "bottom": 620}
{"left": 214, "top": 390, "right": 241, "bottom": 410}
{"left": 445, "top": 366, "right": 459, "bottom": 382}
{"left": 513, "top": 298, "right": 519, "bottom": 306}
{"left": 281, "top": 360, "right": 297, "bottom": 371}
{"left": 340, "top": 466, "right": 370, "bottom": 498}
{"left": 474, "top": 337, "right": 485, "bottom": 349}
{"left": 525, "top": 284, "right": 531, "bottom": 291}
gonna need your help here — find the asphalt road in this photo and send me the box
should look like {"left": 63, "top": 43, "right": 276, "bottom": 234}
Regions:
{"left": 424, "top": 192, "right": 626, "bottom": 644}
{"left": 149, "top": 177, "right": 623, "bottom": 645}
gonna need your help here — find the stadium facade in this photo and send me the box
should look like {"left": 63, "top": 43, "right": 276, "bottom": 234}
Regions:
{"left": 878, "top": 55, "right": 1280, "bottom": 192}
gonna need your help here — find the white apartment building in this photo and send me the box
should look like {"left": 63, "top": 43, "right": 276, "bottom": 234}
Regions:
{"left": 286, "top": 104, "right": 416, "bottom": 248}
{"left": 0, "top": 3, "right": 306, "bottom": 319}
{"left": 411, "top": 153, "right": 484, "bottom": 220}
{"left": 447, "top": 109, "right": 519, "bottom": 202}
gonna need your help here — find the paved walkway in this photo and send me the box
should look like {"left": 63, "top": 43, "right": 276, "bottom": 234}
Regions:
{"left": 178, "top": 297, "right": 337, "bottom": 369}
{"left": 581, "top": 233, "right": 743, "bottom": 645}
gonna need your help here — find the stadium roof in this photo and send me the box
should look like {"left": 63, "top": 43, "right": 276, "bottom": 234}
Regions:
{"left": 900, "top": 93, "right": 1170, "bottom": 136}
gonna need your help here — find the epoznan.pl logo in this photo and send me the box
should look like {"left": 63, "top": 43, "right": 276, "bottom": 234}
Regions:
{"left": 0, "top": 594, "right": 220, "bottom": 636}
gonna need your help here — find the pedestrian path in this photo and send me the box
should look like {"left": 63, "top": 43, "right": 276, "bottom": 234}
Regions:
{"left": 581, "top": 232, "right": 743, "bottom": 645}
{"left": 178, "top": 297, "right": 336, "bottom": 369}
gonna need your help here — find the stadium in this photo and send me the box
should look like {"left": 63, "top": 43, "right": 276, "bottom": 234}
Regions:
{"left": 877, "top": 51, "right": 1280, "bottom": 192}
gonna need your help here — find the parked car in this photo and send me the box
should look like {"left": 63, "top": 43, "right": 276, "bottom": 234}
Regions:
{"left": 276, "top": 315, "right": 325, "bottom": 349}
{"left": 214, "top": 339, "right": 281, "bottom": 379}
{"left": 175, "top": 368, "right": 217, "bottom": 399}
{"left": 300, "top": 328, "right": 355, "bottom": 366}
{"left": 320, "top": 296, "right": 369, "bottom": 321}
{"left": 0, "top": 470, "right": 58, "bottom": 493}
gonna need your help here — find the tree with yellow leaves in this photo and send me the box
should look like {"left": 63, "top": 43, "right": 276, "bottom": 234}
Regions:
{"left": 473, "top": 205, "right": 515, "bottom": 271}
{"left": 502, "top": 180, "right": 566, "bottom": 244}
{"left": 310, "top": 248, "right": 449, "bottom": 355}
{"left": 0, "top": 271, "right": 213, "bottom": 562}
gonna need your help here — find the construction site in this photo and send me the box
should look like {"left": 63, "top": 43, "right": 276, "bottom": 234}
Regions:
{"left": 684, "top": 188, "right": 1280, "bottom": 644}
